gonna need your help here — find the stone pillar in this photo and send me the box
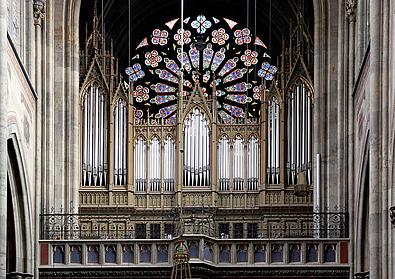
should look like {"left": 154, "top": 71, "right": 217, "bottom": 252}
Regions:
{"left": 369, "top": 0, "right": 389, "bottom": 278}
{"left": 0, "top": 0, "right": 7, "bottom": 277}
{"left": 33, "top": 2, "right": 45, "bottom": 278}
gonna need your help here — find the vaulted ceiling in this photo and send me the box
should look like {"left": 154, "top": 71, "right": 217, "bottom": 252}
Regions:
{"left": 80, "top": 0, "right": 314, "bottom": 75}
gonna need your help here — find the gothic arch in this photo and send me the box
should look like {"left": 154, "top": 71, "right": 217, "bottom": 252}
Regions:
{"left": 6, "top": 135, "right": 34, "bottom": 277}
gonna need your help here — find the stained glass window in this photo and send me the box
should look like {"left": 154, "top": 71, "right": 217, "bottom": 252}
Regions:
{"left": 127, "top": 15, "right": 274, "bottom": 124}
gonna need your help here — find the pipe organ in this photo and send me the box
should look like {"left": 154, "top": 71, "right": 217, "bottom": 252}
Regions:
{"left": 82, "top": 84, "right": 108, "bottom": 187}
{"left": 79, "top": 9, "right": 314, "bottom": 209}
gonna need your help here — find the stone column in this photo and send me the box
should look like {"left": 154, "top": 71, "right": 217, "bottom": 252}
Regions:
{"left": 0, "top": 0, "right": 7, "bottom": 277}
{"left": 369, "top": 0, "right": 387, "bottom": 278}
{"left": 33, "top": 2, "right": 45, "bottom": 278}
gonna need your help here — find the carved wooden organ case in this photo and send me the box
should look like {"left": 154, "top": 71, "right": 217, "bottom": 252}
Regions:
{"left": 79, "top": 10, "right": 314, "bottom": 212}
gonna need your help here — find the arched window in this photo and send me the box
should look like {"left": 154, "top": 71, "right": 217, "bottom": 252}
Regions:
{"left": 135, "top": 136, "right": 147, "bottom": 191}
{"left": 184, "top": 108, "right": 210, "bottom": 186}
{"left": 82, "top": 83, "right": 108, "bottom": 186}
{"left": 113, "top": 99, "right": 128, "bottom": 185}
{"left": 149, "top": 137, "right": 161, "bottom": 191}
{"left": 233, "top": 136, "right": 244, "bottom": 191}
{"left": 286, "top": 81, "right": 312, "bottom": 185}
{"left": 247, "top": 136, "right": 259, "bottom": 190}
{"left": 163, "top": 136, "right": 175, "bottom": 192}
{"left": 218, "top": 136, "right": 230, "bottom": 191}
{"left": 267, "top": 97, "right": 280, "bottom": 184}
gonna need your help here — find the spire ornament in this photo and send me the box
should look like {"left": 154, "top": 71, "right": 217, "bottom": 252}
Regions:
{"left": 33, "top": 0, "right": 46, "bottom": 26}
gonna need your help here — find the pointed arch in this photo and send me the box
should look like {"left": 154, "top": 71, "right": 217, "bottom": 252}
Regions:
{"left": 6, "top": 136, "right": 33, "bottom": 277}
{"left": 233, "top": 135, "right": 244, "bottom": 191}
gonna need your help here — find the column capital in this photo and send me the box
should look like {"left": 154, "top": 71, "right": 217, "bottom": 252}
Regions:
{"left": 345, "top": 0, "right": 357, "bottom": 23}
{"left": 33, "top": 0, "right": 46, "bottom": 26}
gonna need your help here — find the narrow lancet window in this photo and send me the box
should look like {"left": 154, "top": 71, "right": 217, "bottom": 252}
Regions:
{"left": 82, "top": 84, "right": 108, "bottom": 186}
{"left": 184, "top": 108, "right": 210, "bottom": 186}
{"left": 113, "top": 99, "right": 127, "bottom": 185}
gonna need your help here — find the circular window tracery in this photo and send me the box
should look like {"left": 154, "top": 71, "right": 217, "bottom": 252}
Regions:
{"left": 126, "top": 15, "right": 276, "bottom": 124}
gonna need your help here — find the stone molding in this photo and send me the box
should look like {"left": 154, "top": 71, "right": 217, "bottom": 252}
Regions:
{"left": 390, "top": 206, "right": 395, "bottom": 227}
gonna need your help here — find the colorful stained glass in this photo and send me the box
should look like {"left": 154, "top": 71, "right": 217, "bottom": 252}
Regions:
{"left": 177, "top": 50, "right": 192, "bottom": 72}
{"left": 184, "top": 80, "right": 193, "bottom": 88}
{"left": 234, "top": 28, "right": 251, "bottom": 45}
{"left": 218, "top": 58, "right": 238, "bottom": 76}
{"left": 150, "top": 95, "right": 176, "bottom": 104}
{"left": 211, "top": 28, "right": 229, "bottom": 45}
{"left": 219, "top": 110, "right": 234, "bottom": 124}
{"left": 212, "top": 17, "right": 220, "bottom": 24}
{"left": 223, "top": 104, "right": 245, "bottom": 117}
{"left": 155, "top": 69, "right": 178, "bottom": 83}
{"left": 150, "top": 83, "right": 177, "bottom": 93}
{"left": 253, "top": 85, "right": 263, "bottom": 100}
{"left": 134, "top": 109, "right": 143, "bottom": 118}
{"left": 136, "top": 38, "right": 149, "bottom": 50}
{"left": 151, "top": 29, "right": 169, "bottom": 46}
{"left": 211, "top": 48, "right": 226, "bottom": 72}
{"left": 203, "top": 71, "right": 211, "bottom": 83}
{"left": 254, "top": 36, "right": 267, "bottom": 48}
{"left": 174, "top": 29, "right": 192, "bottom": 45}
{"left": 203, "top": 44, "right": 214, "bottom": 69}
{"left": 240, "top": 49, "right": 258, "bottom": 67}
{"left": 125, "top": 63, "right": 145, "bottom": 81}
{"left": 165, "top": 114, "right": 177, "bottom": 125}
{"left": 165, "top": 18, "right": 179, "bottom": 30}
{"left": 189, "top": 46, "right": 200, "bottom": 68}
{"left": 258, "top": 62, "right": 277, "bottom": 80}
{"left": 144, "top": 50, "right": 162, "bottom": 67}
{"left": 216, "top": 90, "right": 226, "bottom": 96}
{"left": 191, "top": 15, "right": 212, "bottom": 34}
{"left": 225, "top": 94, "right": 252, "bottom": 104}
{"left": 156, "top": 104, "right": 177, "bottom": 118}
{"left": 164, "top": 58, "right": 180, "bottom": 75}
{"left": 133, "top": 85, "right": 150, "bottom": 102}
{"left": 223, "top": 68, "right": 247, "bottom": 83}
{"left": 225, "top": 82, "right": 252, "bottom": 92}
{"left": 223, "top": 18, "right": 238, "bottom": 29}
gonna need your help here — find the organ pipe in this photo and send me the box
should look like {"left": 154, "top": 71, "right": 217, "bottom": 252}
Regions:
{"left": 233, "top": 136, "right": 244, "bottom": 191}
{"left": 248, "top": 136, "right": 259, "bottom": 190}
{"left": 135, "top": 137, "right": 147, "bottom": 191}
{"left": 286, "top": 82, "right": 312, "bottom": 185}
{"left": 164, "top": 137, "right": 175, "bottom": 191}
{"left": 114, "top": 99, "right": 128, "bottom": 185}
{"left": 183, "top": 108, "right": 210, "bottom": 186}
{"left": 266, "top": 97, "right": 280, "bottom": 184}
{"left": 150, "top": 137, "right": 161, "bottom": 191}
{"left": 82, "top": 84, "right": 108, "bottom": 186}
{"left": 218, "top": 137, "right": 230, "bottom": 191}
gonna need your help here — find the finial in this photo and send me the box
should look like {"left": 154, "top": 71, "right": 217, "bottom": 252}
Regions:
{"left": 93, "top": 0, "right": 99, "bottom": 30}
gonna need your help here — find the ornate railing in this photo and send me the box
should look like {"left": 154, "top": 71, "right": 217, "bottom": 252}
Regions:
{"left": 40, "top": 209, "right": 348, "bottom": 240}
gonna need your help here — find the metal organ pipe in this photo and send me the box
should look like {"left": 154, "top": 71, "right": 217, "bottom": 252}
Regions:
{"left": 82, "top": 85, "right": 108, "bottom": 186}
